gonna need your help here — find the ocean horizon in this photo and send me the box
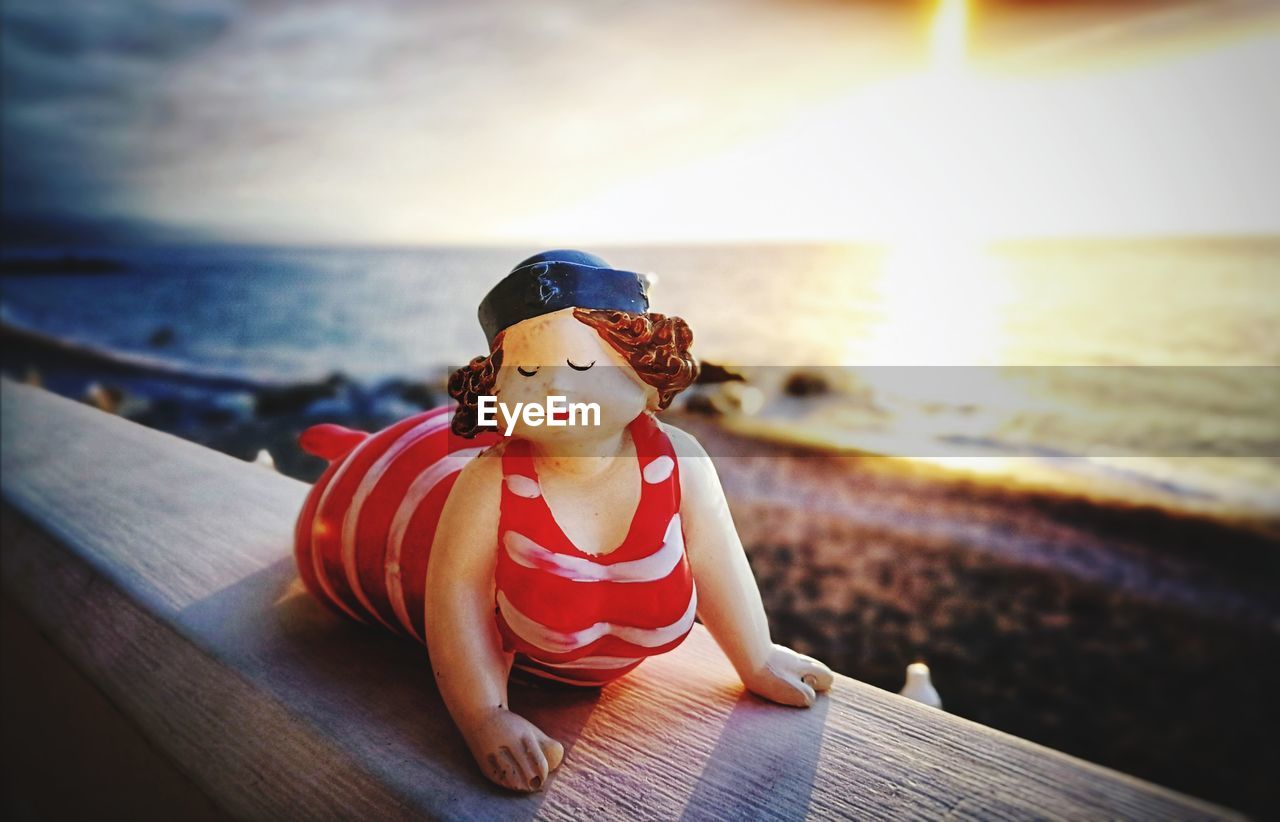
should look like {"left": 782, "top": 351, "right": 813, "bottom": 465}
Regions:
{"left": 3, "top": 238, "right": 1278, "bottom": 519}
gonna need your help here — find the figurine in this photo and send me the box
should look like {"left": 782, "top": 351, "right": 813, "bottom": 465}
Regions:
{"left": 900, "top": 662, "right": 943, "bottom": 709}
{"left": 294, "top": 250, "right": 835, "bottom": 792}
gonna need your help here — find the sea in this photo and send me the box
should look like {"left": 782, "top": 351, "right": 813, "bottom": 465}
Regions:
{"left": 2, "top": 240, "right": 1278, "bottom": 519}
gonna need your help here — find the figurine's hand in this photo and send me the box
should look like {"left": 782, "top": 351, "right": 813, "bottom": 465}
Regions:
{"left": 462, "top": 706, "right": 565, "bottom": 792}
{"left": 741, "top": 644, "right": 835, "bottom": 708}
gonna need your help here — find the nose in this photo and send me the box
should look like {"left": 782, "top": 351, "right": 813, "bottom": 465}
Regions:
{"left": 548, "top": 367, "right": 587, "bottom": 397}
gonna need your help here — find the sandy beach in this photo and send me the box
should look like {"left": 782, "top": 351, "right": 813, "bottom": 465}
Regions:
{"left": 655, "top": 414, "right": 1272, "bottom": 817}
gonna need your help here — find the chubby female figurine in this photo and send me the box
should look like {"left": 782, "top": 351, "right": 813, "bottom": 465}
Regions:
{"left": 293, "top": 250, "right": 834, "bottom": 793}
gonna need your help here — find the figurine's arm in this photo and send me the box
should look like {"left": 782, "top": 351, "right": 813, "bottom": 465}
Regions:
{"left": 664, "top": 423, "right": 835, "bottom": 707}
{"left": 424, "top": 449, "right": 563, "bottom": 791}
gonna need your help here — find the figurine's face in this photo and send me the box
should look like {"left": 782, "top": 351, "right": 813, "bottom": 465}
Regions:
{"left": 493, "top": 308, "right": 654, "bottom": 445}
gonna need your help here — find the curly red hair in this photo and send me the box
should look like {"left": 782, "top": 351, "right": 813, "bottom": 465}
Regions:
{"left": 447, "top": 309, "right": 698, "bottom": 438}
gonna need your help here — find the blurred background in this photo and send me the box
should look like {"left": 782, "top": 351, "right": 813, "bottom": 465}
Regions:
{"left": 2, "top": 0, "right": 1278, "bottom": 815}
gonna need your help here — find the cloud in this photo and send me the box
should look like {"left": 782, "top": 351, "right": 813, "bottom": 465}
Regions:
{"left": 3, "top": 0, "right": 1275, "bottom": 244}
{"left": 1, "top": 0, "right": 239, "bottom": 236}
{"left": 3, "top": 0, "right": 901, "bottom": 243}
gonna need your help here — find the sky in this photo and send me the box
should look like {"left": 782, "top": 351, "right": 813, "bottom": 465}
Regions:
{"left": 2, "top": 0, "right": 1278, "bottom": 246}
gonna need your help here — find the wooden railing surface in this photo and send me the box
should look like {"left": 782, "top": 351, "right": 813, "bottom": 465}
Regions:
{"left": 0, "top": 380, "right": 1239, "bottom": 820}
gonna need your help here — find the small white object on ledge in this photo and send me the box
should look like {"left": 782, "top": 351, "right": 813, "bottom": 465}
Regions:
{"left": 253, "top": 448, "right": 277, "bottom": 471}
{"left": 900, "top": 662, "right": 943, "bottom": 709}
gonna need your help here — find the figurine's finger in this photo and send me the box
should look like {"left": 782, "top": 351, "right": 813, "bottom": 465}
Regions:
{"left": 486, "top": 751, "right": 520, "bottom": 791}
{"left": 781, "top": 670, "right": 818, "bottom": 707}
{"left": 769, "top": 671, "right": 815, "bottom": 708}
{"left": 523, "top": 735, "right": 549, "bottom": 788}
{"left": 538, "top": 732, "right": 565, "bottom": 772}
{"left": 799, "top": 662, "right": 835, "bottom": 691}
{"left": 748, "top": 666, "right": 806, "bottom": 708}
{"left": 500, "top": 745, "right": 535, "bottom": 790}
{"left": 781, "top": 646, "right": 825, "bottom": 670}
{"left": 795, "top": 652, "right": 828, "bottom": 668}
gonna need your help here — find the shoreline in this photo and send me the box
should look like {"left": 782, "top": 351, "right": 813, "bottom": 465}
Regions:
{"left": 4, "top": 311, "right": 1277, "bottom": 532}
{"left": 668, "top": 410, "right": 1278, "bottom": 616}
{"left": 705, "top": 410, "right": 1280, "bottom": 533}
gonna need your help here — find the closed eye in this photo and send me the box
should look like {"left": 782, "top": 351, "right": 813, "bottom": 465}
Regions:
{"left": 566, "top": 359, "right": 595, "bottom": 371}
{"left": 517, "top": 366, "right": 539, "bottom": 377}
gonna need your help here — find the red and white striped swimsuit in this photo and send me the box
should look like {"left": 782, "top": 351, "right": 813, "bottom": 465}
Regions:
{"left": 294, "top": 406, "right": 502, "bottom": 641}
{"left": 495, "top": 412, "right": 698, "bottom": 687}
{"left": 294, "top": 407, "right": 696, "bottom": 689}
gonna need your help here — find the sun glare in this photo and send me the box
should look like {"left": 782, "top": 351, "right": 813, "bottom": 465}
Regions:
{"left": 858, "top": 0, "right": 1014, "bottom": 368}
{"left": 493, "top": 0, "right": 1276, "bottom": 247}
{"left": 877, "top": 0, "right": 981, "bottom": 248}
{"left": 930, "top": 0, "right": 970, "bottom": 76}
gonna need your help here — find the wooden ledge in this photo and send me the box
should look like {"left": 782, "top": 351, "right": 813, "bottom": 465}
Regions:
{"left": 0, "top": 380, "right": 1238, "bottom": 820}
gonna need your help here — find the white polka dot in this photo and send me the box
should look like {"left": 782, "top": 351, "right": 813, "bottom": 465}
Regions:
{"left": 643, "top": 455, "right": 675, "bottom": 484}
{"left": 506, "top": 474, "right": 542, "bottom": 498}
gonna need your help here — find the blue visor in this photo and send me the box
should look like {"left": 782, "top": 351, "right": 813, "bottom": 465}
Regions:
{"left": 478, "top": 258, "right": 649, "bottom": 345}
